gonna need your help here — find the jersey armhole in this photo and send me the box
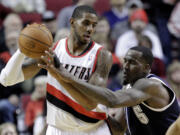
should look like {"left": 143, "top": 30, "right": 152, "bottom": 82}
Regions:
{"left": 52, "top": 40, "right": 60, "bottom": 50}
{"left": 92, "top": 47, "right": 103, "bottom": 73}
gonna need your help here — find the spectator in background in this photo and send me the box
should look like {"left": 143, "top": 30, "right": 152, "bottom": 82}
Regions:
{"left": 0, "top": 0, "right": 46, "bottom": 14}
{"left": 126, "top": 0, "right": 158, "bottom": 35}
{"left": 139, "top": 35, "right": 166, "bottom": 78}
{"left": 0, "top": 122, "right": 17, "bottom": 135}
{"left": 42, "top": 10, "right": 57, "bottom": 38}
{"left": 25, "top": 75, "right": 47, "bottom": 134}
{"left": 126, "top": 0, "right": 143, "bottom": 15}
{"left": 0, "top": 25, "right": 23, "bottom": 99}
{"left": 57, "top": 0, "right": 96, "bottom": 30}
{"left": 142, "top": 0, "right": 176, "bottom": 65}
{"left": 0, "top": 13, "right": 23, "bottom": 53}
{"left": 0, "top": 4, "right": 12, "bottom": 28}
{"left": 168, "top": 1, "right": 180, "bottom": 39}
{"left": 0, "top": 94, "right": 19, "bottom": 124}
{"left": 0, "top": 31, "right": 19, "bottom": 71}
{"left": 167, "top": 1, "right": 180, "bottom": 61}
{"left": 103, "top": 0, "right": 129, "bottom": 42}
{"left": 166, "top": 61, "right": 180, "bottom": 104}
{"left": 115, "top": 9, "right": 164, "bottom": 63}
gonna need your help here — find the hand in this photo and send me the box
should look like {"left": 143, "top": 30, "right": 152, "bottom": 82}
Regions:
{"left": 38, "top": 48, "right": 59, "bottom": 79}
{"left": 38, "top": 48, "right": 71, "bottom": 83}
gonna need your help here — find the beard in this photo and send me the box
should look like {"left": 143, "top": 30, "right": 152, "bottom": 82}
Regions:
{"left": 74, "top": 29, "right": 89, "bottom": 45}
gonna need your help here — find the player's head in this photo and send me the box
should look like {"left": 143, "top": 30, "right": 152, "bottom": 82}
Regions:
{"left": 70, "top": 5, "right": 98, "bottom": 45}
{"left": 122, "top": 46, "right": 153, "bottom": 85}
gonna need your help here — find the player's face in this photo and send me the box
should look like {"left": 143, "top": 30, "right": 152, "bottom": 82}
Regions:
{"left": 122, "top": 50, "right": 146, "bottom": 85}
{"left": 73, "top": 12, "right": 98, "bottom": 45}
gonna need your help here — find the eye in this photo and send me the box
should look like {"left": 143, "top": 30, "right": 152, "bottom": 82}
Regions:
{"left": 130, "top": 60, "right": 137, "bottom": 65}
{"left": 83, "top": 20, "right": 90, "bottom": 26}
{"left": 93, "top": 23, "right": 97, "bottom": 28}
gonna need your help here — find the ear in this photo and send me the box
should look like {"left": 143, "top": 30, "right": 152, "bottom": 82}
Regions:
{"left": 144, "top": 64, "right": 151, "bottom": 74}
{"left": 70, "top": 18, "right": 75, "bottom": 26}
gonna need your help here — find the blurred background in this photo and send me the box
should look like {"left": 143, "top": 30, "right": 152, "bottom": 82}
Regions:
{"left": 0, "top": 0, "right": 180, "bottom": 135}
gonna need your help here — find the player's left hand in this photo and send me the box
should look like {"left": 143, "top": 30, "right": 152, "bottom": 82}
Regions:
{"left": 38, "top": 48, "right": 60, "bottom": 79}
{"left": 38, "top": 48, "right": 71, "bottom": 83}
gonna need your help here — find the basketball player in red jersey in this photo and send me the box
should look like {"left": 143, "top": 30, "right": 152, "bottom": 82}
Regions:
{"left": 0, "top": 5, "right": 114, "bottom": 135}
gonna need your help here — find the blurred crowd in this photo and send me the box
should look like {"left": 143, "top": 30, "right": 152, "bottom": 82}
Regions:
{"left": 0, "top": 0, "right": 180, "bottom": 135}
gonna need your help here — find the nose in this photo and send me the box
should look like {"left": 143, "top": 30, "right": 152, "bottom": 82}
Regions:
{"left": 123, "top": 61, "right": 129, "bottom": 70}
{"left": 87, "top": 24, "right": 93, "bottom": 34}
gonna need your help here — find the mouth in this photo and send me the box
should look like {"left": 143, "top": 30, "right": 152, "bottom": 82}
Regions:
{"left": 123, "top": 71, "right": 128, "bottom": 78}
{"left": 83, "top": 34, "right": 90, "bottom": 41}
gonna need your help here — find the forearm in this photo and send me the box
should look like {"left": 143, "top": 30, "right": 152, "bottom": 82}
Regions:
{"left": 22, "top": 58, "right": 41, "bottom": 80}
{"left": 0, "top": 49, "right": 25, "bottom": 86}
{"left": 69, "top": 76, "right": 115, "bottom": 107}
{"left": 53, "top": 67, "right": 97, "bottom": 110}
{"left": 58, "top": 79, "right": 97, "bottom": 110}
{"left": 69, "top": 77, "right": 150, "bottom": 108}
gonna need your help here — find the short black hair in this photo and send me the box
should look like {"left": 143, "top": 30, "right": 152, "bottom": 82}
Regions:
{"left": 130, "top": 46, "right": 154, "bottom": 67}
{"left": 72, "top": 5, "right": 97, "bottom": 19}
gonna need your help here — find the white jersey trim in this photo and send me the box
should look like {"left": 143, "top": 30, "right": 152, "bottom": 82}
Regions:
{"left": 141, "top": 76, "right": 176, "bottom": 112}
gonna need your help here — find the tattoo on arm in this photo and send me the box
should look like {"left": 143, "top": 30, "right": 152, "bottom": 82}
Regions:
{"left": 89, "top": 48, "right": 112, "bottom": 86}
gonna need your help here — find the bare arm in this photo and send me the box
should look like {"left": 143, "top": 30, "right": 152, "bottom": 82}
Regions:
{"left": 166, "top": 116, "right": 180, "bottom": 135}
{"left": 65, "top": 74, "right": 168, "bottom": 108}
{"left": 22, "top": 58, "right": 42, "bottom": 80}
{"left": 39, "top": 48, "right": 112, "bottom": 110}
{"left": 107, "top": 108, "right": 127, "bottom": 135}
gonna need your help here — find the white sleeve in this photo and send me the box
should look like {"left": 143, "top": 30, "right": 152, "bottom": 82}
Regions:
{"left": 0, "top": 49, "right": 25, "bottom": 86}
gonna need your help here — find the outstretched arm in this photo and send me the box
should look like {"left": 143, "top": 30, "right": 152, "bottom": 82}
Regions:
{"left": 0, "top": 49, "right": 41, "bottom": 86}
{"left": 62, "top": 69, "right": 168, "bottom": 108}
{"left": 38, "top": 48, "right": 112, "bottom": 110}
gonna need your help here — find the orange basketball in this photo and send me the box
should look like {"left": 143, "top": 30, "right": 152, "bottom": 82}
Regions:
{"left": 18, "top": 23, "right": 53, "bottom": 58}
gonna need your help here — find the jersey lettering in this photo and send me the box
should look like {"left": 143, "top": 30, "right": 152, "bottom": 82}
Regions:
{"left": 133, "top": 105, "right": 149, "bottom": 124}
{"left": 63, "top": 64, "right": 91, "bottom": 81}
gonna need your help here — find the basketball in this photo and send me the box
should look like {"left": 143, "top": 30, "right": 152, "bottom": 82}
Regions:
{"left": 18, "top": 23, "right": 53, "bottom": 58}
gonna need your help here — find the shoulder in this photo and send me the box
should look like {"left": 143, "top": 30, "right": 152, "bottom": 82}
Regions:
{"left": 97, "top": 48, "right": 112, "bottom": 64}
{"left": 143, "top": 30, "right": 159, "bottom": 40}
{"left": 133, "top": 77, "right": 171, "bottom": 102}
{"left": 103, "top": 10, "right": 114, "bottom": 17}
{"left": 136, "top": 77, "right": 160, "bottom": 84}
{"left": 117, "top": 30, "right": 134, "bottom": 41}
{"left": 133, "top": 78, "right": 163, "bottom": 92}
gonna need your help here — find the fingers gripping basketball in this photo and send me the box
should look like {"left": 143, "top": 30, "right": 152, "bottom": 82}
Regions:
{"left": 18, "top": 23, "right": 53, "bottom": 58}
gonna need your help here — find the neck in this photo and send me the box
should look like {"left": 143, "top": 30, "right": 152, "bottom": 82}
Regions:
{"left": 135, "top": 33, "right": 142, "bottom": 41}
{"left": 68, "top": 34, "right": 90, "bottom": 56}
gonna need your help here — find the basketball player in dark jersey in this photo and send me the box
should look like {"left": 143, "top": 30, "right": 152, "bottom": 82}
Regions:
{"left": 43, "top": 46, "right": 180, "bottom": 135}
